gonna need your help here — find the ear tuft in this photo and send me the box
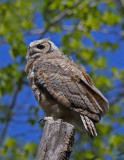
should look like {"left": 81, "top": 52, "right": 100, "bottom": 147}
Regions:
{"left": 43, "top": 38, "right": 50, "bottom": 42}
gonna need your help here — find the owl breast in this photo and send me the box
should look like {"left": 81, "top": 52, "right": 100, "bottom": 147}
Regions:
{"left": 27, "top": 69, "right": 81, "bottom": 125}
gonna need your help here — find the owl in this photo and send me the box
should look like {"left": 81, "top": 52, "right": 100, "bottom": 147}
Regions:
{"left": 25, "top": 38, "right": 109, "bottom": 137}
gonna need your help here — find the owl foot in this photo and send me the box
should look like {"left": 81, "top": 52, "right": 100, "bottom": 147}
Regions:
{"left": 39, "top": 116, "right": 54, "bottom": 122}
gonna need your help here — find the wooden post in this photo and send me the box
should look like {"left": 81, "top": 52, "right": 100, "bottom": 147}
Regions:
{"left": 35, "top": 119, "right": 75, "bottom": 160}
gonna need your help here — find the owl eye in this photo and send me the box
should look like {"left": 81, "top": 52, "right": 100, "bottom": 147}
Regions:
{"left": 37, "top": 44, "right": 45, "bottom": 50}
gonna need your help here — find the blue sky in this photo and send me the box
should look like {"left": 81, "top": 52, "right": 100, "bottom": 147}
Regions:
{"left": 0, "top": 10, "right": 124, "bottom": 145}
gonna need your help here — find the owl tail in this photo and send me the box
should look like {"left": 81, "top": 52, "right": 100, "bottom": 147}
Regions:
{"left": 80, "top": 115, "right": 97, "bottom": 137}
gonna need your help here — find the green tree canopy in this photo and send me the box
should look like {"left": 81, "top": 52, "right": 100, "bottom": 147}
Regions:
{"left": 0, "top": 0, "right": 124, "bottom": 159}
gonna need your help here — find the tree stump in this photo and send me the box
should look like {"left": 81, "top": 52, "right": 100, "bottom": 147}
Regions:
{"left": 35, "top": 119, "right": 75, "bottom": 160}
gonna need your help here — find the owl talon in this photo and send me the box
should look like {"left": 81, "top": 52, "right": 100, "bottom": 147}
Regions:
{"left": 60, "top": 118, "right": 64, "bottom": 122}
{"left": 39, "top": 117, "right": 45, "bottom": 123}
{"left": 39, "top": 116, "right": 54, "bottom": 123}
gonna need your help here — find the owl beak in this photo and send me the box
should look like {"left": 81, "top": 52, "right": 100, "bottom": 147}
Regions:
{"left": 26, "top": 47, "right": 42, "bottom": 60}
{"left": 30, "top": 48, "right": 41, "bottom": 54}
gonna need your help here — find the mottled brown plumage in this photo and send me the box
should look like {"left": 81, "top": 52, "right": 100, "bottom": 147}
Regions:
{"left": 25, "top": 38, "right": 109, "bottom": 137}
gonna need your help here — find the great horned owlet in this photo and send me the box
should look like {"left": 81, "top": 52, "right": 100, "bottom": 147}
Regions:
{"left": 25, "top": 38, "right": 109, "bottom": 137}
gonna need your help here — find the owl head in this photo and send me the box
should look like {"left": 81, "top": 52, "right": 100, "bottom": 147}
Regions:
{"left": 26, "top": 38, "right": 60, "bottom": 60}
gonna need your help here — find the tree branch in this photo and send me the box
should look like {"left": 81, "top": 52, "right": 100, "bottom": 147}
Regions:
{"left": 0, "top": 86, "right": 19, "bottom": 146}
{"left": 38, "top": 0, "right": 83, "bottom": 39}
{"left": 35, "top": 119, "right": 75, "bottom": 160}
{"left": 29, "top": 24, "right": 124, "bottom": 38}
{"left": 0, "top": 75, "right": 25, "bottom": 146}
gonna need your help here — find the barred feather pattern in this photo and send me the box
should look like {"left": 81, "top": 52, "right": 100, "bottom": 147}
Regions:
{"left": 25, "top": 38, "right": 109, "bottom": 137}
{"left": 80, "top": 115, "right": 97, "bottom": 137}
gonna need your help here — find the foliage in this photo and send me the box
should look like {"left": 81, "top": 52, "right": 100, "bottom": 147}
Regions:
{"left": 0, "top": 0, "right": 124, "bottom": 159}
{"left": 0, "top": 138, "right": 37, "bottom": 160}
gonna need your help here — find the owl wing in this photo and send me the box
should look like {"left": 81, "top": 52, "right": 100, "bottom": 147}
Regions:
{"left": 33, "top": 57, "right": 109, "bottom": 137}
{"left": 34, "top": 57, "right": 109, "bottom": 122}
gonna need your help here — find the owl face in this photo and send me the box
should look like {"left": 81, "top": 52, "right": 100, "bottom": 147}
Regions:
{"left": 26, "top": 38, "right": 59, "bottom": 60}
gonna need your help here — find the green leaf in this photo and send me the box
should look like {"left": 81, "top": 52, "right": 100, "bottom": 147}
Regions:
{"left": 109, "top": 135, "right": 124, "bottom": 146}
{"left": 0, "top": 64, "right": 20, "bottom": 96}
{"left": 91, "top": 56, "right": 107, "bottom": 69}
{"left": 4, "top": 138, "right": 16, "bottom": 148}
{"left": 102, "top": 11, "right": 120, "bottom": 25}
{"left": 27, "top": 119, "right": 36, "bottom": 125}
{"left": 24, "top": 143, "right": 37, "bottom": 152}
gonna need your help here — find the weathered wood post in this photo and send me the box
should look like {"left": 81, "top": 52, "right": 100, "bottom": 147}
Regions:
{"left": 35, "top": 119, "right": 75, "bottom": 160}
